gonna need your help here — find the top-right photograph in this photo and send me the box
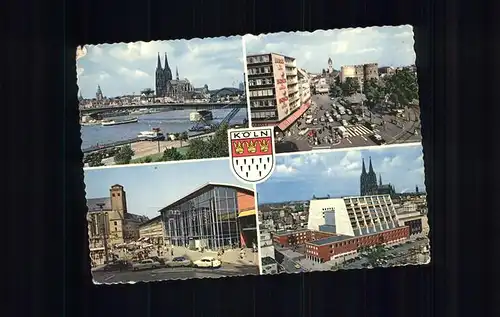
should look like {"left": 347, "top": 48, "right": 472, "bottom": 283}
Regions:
{"left": 243, "top": 25, "right": 420, "bottom": 153}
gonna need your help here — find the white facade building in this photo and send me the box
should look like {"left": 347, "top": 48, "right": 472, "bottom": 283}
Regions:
{"left": 297, "top": 68, "right": 311, "bottom": 105}
{"left": 308, "top": 195, "right": 401, "bottom": 237}
{"left": 315, "top": 77, "right": 330, "bottom": 94}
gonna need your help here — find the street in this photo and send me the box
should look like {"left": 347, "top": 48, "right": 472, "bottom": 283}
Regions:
{"left": 92, "top": 263, "right": 259, "bottom": 283}
{"left": 275, "top": 94, "right": 421, "bottom": 153}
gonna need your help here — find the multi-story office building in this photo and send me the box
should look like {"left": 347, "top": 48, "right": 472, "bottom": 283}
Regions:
{"left": 246, "top": 53, "right": 310, "bottom": 131}
{"left": 305, "top": 194, "right": 409, "bottom": 262}
{"left": 159, "top": 182, "right": 257, "bottom": 250}
{"left": 308, "top": 194, "right": 400, "bottom": 236}
{"left": 340, "top": 63, "right": 379, "bottom": 84}
{"left": 297, "top": 68, "right": 312, "bottom": 104}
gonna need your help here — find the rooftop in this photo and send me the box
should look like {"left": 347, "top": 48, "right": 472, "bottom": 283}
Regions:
{"left": 309, "top": 234, "right": 353, "bottom": 246}
{"left": 272, "top": 228, "right": 310, "bottom": 237}
{"left": 261, "top": 256, "right": 277, "bottom": 266}
{"left": 86, "top": 197, "right": 111, "bottom": 212}
{"left": 247, "top": 52, "right": 296, "bottom": 61}
{"left": 138, "top": 215, "right": 162, "bottom": 227}
{"left": 158, "top": 182, "right": 254, "bottom": 213}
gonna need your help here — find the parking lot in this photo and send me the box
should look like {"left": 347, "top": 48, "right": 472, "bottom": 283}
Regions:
{"left": 340, "top": 236, "right": 430, "bottom": 270}
{"left": 275, "top": 94, "right": 422, "bottom": 153}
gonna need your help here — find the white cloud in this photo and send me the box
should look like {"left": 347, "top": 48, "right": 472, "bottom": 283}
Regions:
{"left": 275, "top": 164, "right": 296, "bottom": 174}
{"left": 244, "top": 25, "right": 415, "bottom": 73}
{"left": 77, "top": 37, "right": 245, "bottom": 98}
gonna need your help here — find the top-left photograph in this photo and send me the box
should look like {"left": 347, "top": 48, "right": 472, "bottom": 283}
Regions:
{"left": 77, "top": 37, "right": 248, "bottom": 167}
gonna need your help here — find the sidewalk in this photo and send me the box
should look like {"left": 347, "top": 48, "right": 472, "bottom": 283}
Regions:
{"left": 170, "top": 246, "right": 258, "bottom": 266}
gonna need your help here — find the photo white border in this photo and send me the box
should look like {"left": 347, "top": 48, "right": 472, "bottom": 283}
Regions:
{"left": 253, "top": 183, "right": 264, "bottom": 275}
{"left": 241, "top": 36, "right": 253, "bottom": 127}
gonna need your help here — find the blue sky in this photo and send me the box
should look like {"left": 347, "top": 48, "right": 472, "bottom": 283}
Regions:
{"left": 77, "top": 36, "right": 245, "bottom": 98}
{"left": 244, "top": 25, "right": 415, "bottom": 74}
{"left": 84, "top": 159, "right": 253, "bottom": 218}
{"left": 256, "top": 144, "right": 426, "bottom": 204}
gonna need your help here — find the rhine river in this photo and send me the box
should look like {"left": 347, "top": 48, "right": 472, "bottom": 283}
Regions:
{"left": 80, "top": 108, "right": 248, "bottom": 149}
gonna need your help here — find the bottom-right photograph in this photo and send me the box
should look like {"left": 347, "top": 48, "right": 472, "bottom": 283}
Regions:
{"left": 256, "top": 143, "right": 430, "bottom": 275}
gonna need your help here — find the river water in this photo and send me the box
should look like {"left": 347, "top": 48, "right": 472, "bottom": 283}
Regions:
{"left": 80, "top": 108, "right": 248, "bottom": 149}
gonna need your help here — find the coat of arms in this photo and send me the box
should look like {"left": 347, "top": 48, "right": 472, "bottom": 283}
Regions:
{"left": 227, "top": 127, "right": 276, "bottom": 184}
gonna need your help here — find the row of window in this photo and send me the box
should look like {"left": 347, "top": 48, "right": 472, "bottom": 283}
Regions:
{"left": 248, "top": 78, "right": 273, "bottom": 86}
{"left": 247, "top": 55, "right": 270, "bottom": 64}
{"left": 249, "top": 89, "right": 275, "bottom": 97}
{"left": 251, "top": 111, "right": 277, "bottom": 119}
{"left": 248, "top": 66, "right": 272, "bottom": 75}
{"left": 251, "top": 99, "right": 277, "bottom": 108}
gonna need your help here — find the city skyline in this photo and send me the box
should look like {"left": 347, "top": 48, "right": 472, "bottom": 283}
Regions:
{"left": 77, "top": 37, "right": 245, "bottom": 98}
{"left": 84, "top": 159, "right": 253, "bottom": 218}
{"left": 244, "top": 25, "right": 415, "bottom": 74}
{"left": 256, "top": 144, "right": 426, "bottom": 203}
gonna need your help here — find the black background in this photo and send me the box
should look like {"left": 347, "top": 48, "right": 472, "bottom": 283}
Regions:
{"left": 5, "top": 0, "right": 495, "bottom": 316}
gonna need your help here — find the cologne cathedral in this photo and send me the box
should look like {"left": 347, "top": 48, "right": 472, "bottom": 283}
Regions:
{"left": 359, "top": 157, "right": 396, "bottom": 196}
{"left": 155, "top": 53, "right": 194, "bottom": 98}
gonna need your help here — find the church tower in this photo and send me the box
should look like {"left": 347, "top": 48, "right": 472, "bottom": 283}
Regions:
{"left": 328, "top": 57, "right": 333, "bottom": 74}
{"left": 163, "top": 53, "right": 173, "bottom": 81}
{"left": 360, "top": 158, "right": 368, "bottom": 195}
{"left": 155, "top": 53, "right": 165, "bottom": 97}
{"left": 379, "top": 174, "right": 383, "bottom": 186}
{"left": 96, "top": 85, "right": 103, "bottom": 101}
{"left": 176, "top": 66, "right": 179, "bottom": 80}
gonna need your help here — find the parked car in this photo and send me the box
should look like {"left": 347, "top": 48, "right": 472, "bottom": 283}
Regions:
{"left": 132, "top": 259, "right": 161, "bottom": 271}
{"left": 103, "top": 260, "right": 132, "bottom": 272}
{"left": 148, "top": 256, "right": 166, "bottom": 266}
{"left": 166, "top": 256, "right": 192, "bottom": 267}
{"left": 193, "top": 257, "right": 222, "bottom": 268}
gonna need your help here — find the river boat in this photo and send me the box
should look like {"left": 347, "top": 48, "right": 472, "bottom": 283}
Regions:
{"left": 188, "top": 125, "right": 212, "bottom": 132}
{"left": 137, "top": 128, "right": 165, "bottom": 141}
{"left": 101, "top": 117, "right": 138, "bottom": 126}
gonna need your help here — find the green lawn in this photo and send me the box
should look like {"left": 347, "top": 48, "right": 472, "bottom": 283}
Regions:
{"left": 131, "top": 146, "right": 190, "bottom": 164}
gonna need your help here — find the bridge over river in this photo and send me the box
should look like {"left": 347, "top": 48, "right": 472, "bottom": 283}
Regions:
{"left": 80, "top": 101, "right": 247, "bottom": 115}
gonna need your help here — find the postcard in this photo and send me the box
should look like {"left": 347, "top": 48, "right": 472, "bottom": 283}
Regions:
{"left": 256, "top": 143, "right": 430, "bottom": 274}
{"left": 85, "top": 159, "right": 260, "bottom": 284}
{"left": 77, "top": 36, "right": 249, "bottom": 167}
{"left": 243, "top": 25, "right": 420, "bottom": 154}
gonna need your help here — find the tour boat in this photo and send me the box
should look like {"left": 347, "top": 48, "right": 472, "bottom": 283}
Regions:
{"left": 101, "top": 117, "right": 138, "bottom": 126}
{"left": 137, "top": 128, "right": 165, "bottom": 141}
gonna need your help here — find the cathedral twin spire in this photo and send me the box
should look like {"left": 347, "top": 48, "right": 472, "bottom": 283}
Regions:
{"left": 156, "top": 52, "right": 173, "bottom": 81}
{"left": 360, "top": 157, "right": 379, "bottom": 196}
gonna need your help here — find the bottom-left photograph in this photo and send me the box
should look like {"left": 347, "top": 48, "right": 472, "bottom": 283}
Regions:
{"left": 84, "top": 158, "right": 260, "bottom": 284}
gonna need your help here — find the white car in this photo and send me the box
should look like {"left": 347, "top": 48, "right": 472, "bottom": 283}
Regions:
{"left": 193, "top": 257, "right": 222, "bottom": 268}
{"left": 132, "top": 259, "right": 161, "bottom": 271}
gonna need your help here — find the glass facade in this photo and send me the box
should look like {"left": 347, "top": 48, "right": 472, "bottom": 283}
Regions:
{"left": 161, "top": 186, "right": 242, "bottom": 250}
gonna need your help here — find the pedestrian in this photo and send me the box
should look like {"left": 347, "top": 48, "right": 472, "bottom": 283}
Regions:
{"left": 171, "top": 249, "right": 174, "bottom": 257}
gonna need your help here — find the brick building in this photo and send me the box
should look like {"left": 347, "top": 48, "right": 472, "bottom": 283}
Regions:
{"left": 305, "top": 226, "right": 409, "bottom": 263}
{"left": 272, "top": 229, "right": 334, "bottom": 247}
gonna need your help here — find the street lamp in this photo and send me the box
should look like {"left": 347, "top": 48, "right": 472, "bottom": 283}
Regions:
{"left": 96, "top": 203, "right": 110, "bottom": 264}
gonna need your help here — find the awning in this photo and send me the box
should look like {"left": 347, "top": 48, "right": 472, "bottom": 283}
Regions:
{"left": 251, "top": 122, "right": 277, "bottom": 127}
{"left": 277, "top": 103, "right": 310, "bottom": 131}
{"left": 239, "top": 209, "right": 256, "bottom": 218}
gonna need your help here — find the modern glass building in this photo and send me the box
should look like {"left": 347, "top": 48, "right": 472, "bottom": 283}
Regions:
{"left": 159, "top": 182, "right": 257, "bottom": 250}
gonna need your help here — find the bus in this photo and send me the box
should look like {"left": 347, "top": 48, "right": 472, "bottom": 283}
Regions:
{"left": 336, "top": 126, "right": 349, "bottom": 138}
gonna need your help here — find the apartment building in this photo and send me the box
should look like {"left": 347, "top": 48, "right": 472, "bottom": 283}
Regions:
{"left": 297, "top": 68, "right": 312, "bottom": 104}
{"left": 246, "top": 53, "right": 310, "bottom": 131}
